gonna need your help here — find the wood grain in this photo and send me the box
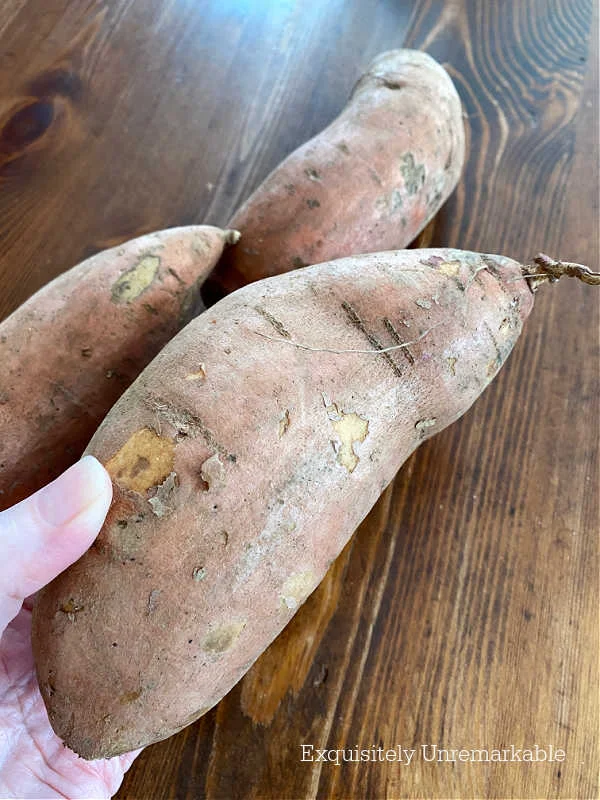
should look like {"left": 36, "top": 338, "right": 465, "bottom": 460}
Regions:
{"left": 0, "top": 0, "right": 597, "bottom": 798}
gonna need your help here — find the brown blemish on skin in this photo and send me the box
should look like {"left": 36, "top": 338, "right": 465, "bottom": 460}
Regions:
{"left": 111, "top": 255, "right": 160, "bottom": 303}
{"left": 336, "top": 142, "right": 350, "bottom": 155}
{"left": 280, "top": 571, "right": 316, "bottom": 610}
{"left": 218, "top": 530, "right": 229, "bottom": 546}
{"left": 292, "top": 256, "right": 308, "bottom": 269}
{"left": 200, "top": 453, "right": 225, "bottom": 490}
{"left": 203, "top": 621, "right": 245, "bottom": 654}
{"left": 105, "top": 428, "right": 175, "bottom": 494}
{"left": 278, "top": 409, "right": 290, "bottom": 438}
{"left": 186, "top": 364, "right": 207, "bottom": 381}
{"left": 328, "top": 405, "right": 369, "bottom": 473}
{"left": 119, "top": 688, "right": 142, "bottom": 704}
{"left": 400, "top": 152, "right": 426, "bottom": 196}
{"left": 366, "top": 167, "right": 382, "bottom": 186}
{"left": 306, "top": 198, "right": 320, "bottom": 209}
{"left": 60, "top": 599, "right": 84, "bottom": 622}
{"left": 305, "top": 168, "right": 321, "bottom": 181}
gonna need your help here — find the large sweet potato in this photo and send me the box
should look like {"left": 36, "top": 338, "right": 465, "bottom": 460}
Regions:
{"left": 203, "top": 49, "right": 465, "bottom": 300}
{"left": 0, "top": 226, "right": 237, "bottom": 509}
{"left": 33, "top": 247, "right": 535, "bottom": 759}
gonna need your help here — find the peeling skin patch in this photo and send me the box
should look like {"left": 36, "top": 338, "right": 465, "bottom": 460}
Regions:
{"left": 447, "top": 356, "right": 458, "bottom": 376}
{"left": 415, "top": 418, "right": 437, "bottom": 436}
{"left": 203, "top": 621, "right": 245, "bottom": 654}
{"left": 111, "top": 255, "right": 160, "bottom": 303}
{"left": 415, "top": 298, "right": 432, "bottom": 310}
{"left": 148, "top": 471, "right": 178, "bottom": 517}
{"left": 329, "top": 405, "right": 369, "bottom": 473}
{"left": 192, "top": 566, "right": 206, "bottom": 582}
{"left": 280, "top": 571, "right": 316, "bottom": 610}
{"left": 200, "top": 453, "right": 225, "bottom": 490}
{"left": 186, "top": 364, "right": 207, "bottom": 381}
{"left": 146, "top": 589, "right": 161, "bottom": 615}
{"left": 278, "top": 409, "right": 290, "bottom": 438}
{"left": 305, "top": 168, "right": 321, "bottom": 181}
{"left": 400, "top": 153, "right": 426, "bottom": 196}
{"left": 105, "top": 428, "right": 175, "bottom": 494}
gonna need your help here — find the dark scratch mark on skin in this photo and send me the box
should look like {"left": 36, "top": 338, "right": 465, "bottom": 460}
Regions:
{"left": 483, "top": 320, "right": 503, "bottom": 366}
{"left": 255, "top": 307, "right": 291, "bottom": 339}
{"left": 341, "top": 301, "right": 402, "bottom": 377}
{"left": 145, "top": 396, "right": 230, "bottom": 457}
{"left": 383, "top": 318, "right": 415, "bottom": 365}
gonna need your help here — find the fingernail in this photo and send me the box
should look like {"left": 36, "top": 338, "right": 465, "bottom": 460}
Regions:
{"left": 36, "top": 456, "right": 113, "bottom": 528}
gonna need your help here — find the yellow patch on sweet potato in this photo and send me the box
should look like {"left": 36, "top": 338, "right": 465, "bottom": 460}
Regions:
{"left": 330, "top": 410, "right": 369, "bottom": 473}
{"left": 105, "top": 428, "right": 175, "bottom": 493}
{"left": 438, "top": 260, "right": 461, "bottom": 277}
{"left": 203, "top": 621, "right": 245, "bottom": 654}
{"left": 111, "top": 255, "right": 160, "bottom": 303}
{"left": 280, "top": 571, "right": 316, "bottom": 610}
{"left": 185, "top": 364, "right": 207, "bottom": 381}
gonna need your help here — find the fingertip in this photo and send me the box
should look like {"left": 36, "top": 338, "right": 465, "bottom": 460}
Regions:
{"left": 78, "top": 455, "right": 113, "bottom": 510}
{"left": 36, "top": 455, "right": 112, "bottom": 529}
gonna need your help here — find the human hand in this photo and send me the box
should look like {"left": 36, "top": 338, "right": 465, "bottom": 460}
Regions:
{"left": 0, "top": 456, "right": 140, "bottom": 799}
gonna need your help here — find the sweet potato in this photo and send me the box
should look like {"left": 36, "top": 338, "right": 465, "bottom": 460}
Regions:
{"left": 0, "top": 226, "right": 238, "bottom": 509}
{"left": 33, "top": 247, "right": 539, "bottom": 759}
{"left": 203, "top": 49, "right": 465, "bottom": 300}
{"left": 0, "top": 49, "right": 461, "bottom": 510}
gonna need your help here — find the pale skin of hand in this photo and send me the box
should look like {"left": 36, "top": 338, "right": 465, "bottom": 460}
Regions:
{"left": 0, "top": 456, "right": 140, "bottom": 799}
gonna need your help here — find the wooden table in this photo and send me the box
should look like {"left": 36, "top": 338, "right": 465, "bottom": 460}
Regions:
{"left": 1, "top": 1, "right": 597, "bottom": 798}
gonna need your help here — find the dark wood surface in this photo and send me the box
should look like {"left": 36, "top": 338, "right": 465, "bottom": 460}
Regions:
{"left": 1, "top": 1, "right": 598, "bottom": 798}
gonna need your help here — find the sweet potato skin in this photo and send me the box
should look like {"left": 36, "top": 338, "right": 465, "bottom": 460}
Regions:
{"left": 0, "top": 226, "right": 233, "bottom": 509}
{"left": 32, "top": 248, "right": 533, "bottom": 759}
{"left": 206, "top": 50, "right": 465, "bottom": 297}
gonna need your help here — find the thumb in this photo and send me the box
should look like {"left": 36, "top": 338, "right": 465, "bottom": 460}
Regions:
{"left": 0, "top": 455, "right": 112, "bottom": 633}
